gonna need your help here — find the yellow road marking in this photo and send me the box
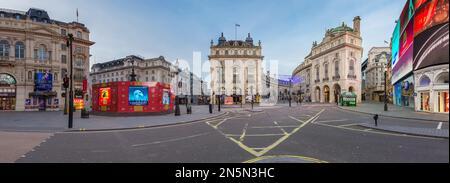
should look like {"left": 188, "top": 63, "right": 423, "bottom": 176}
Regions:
{"left": 289, "top": 115, "right": 305, "bottom": 123}
{"left": 243, "top": 155, "right": 328, "bottom": 163}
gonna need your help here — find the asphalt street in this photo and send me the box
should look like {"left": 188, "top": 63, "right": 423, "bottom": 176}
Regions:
{"left": 15, "top": 105, "right": 449, "bottom": 163}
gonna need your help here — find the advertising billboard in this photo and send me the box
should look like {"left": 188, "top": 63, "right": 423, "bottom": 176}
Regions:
{"left": 128, "top": 86, "right": 149, "bottom": 106}
{"left": 99, "top": 87, "right": 111, "bottom": 106}
{"left": 415, "top": 0, "right": 429, "bottom": 10}
{"left": 392, "top": 22, "right": 401, "bottom": 68}
{"left": 162, "top": 89, "right": 170, "bottom": 105}
{"left": 393, "top": 21, "right": 414, "bottom": 84}
{"left": 413, "top": 0, "right": 449, "bottom": 71}
{"left": 400, "top": 0, "right": 415, "bottom": 32}
{"left": 35, "top": 72, "right": 53, "bottom": 91}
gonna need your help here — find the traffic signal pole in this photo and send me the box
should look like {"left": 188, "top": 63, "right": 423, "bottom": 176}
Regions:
{"left": 67, "top": 34, "right": 74, "bottom": 129}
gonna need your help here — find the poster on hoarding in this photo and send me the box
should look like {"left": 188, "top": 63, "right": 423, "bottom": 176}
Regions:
{"left": 162, "top": 89, "right": 170, "bottom": 105}
{"left": 35, "top": 72, "right": 53, "bottom": 91}
{"left": 128, "top": 86, "right": 149, "bottom": 106}
{"left": 99, "top": 87, "right": 111, "bottom": 106}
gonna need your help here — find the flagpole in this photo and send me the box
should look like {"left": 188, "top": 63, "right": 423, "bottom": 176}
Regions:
{"left": 235, "top": 24, "right": 237, "bottom": 40}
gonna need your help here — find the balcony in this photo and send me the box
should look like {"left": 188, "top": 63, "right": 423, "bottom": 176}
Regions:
{"left": 0, "top": 56, "right": 14, "bottom": 66}
{"left": 322, "top": 77, "right": 329, "bottom": 82}
{"left": 347, "top": 74, "right": 357, "bottom": 80}
{"left": 314, "top": 79, "right": 320, "bottom": 83}
{"left": 332, "top": 75, "right": 340, "bottom": 81}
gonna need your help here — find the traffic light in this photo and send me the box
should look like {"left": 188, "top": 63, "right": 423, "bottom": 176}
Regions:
{"left": 63, "top": 76, "right": 69, "bottom": 89}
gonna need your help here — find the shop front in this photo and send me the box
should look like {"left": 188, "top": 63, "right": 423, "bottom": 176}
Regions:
{"left": 415, "top": 69, "right": 449, "bottom": 114}
{"left": 0, "top": 73, "right": 16, "bottom": 111}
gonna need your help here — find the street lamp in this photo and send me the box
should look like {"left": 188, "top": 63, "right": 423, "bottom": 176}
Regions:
{"left": 171, "top": 65, "right": 181, "bottom": 116}
{"left": 251, "top": 85, "right": 254, "bottom": 110}
{"left": 288, "top": 78, "right": 292, "bottom": 107}
{"left": 384, "top": 67, "right": 388, "bottom": 111}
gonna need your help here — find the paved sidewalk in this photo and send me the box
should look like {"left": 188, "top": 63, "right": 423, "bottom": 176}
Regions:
{"left": 360, "top": 123, "right": 449, "bottom": 138}
{"left": 0, "top": 105, "right": 225, "bottom": 132}
{"left": 339, "top": 102, "right": 449, "bottom": 122}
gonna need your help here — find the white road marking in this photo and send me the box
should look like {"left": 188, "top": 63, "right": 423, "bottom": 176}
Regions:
{"left": 226, "top": 134, "right": 285, "bottom": 137}
{"left": 315, "top": 119, "right": 348, "bottom": 123}
{"left": 274, "top": 121, "right": 288, "bottom": 135}
{"left": 240, "top": 123, "right": 249, "bottom": 142}
{"left": 437, "top": 122, "right": 443, "bottom": 130}
{"left": 338, "top": 123, "right": 362, "bottom": 127}
{"left": 132, "top": 132, "right": 210, "bottom": 147}
{"left": 251, "top": 126, "right": 300, "bottom": 129}
{"left": 289, "top": 116, "right": 304, "bottom": 123}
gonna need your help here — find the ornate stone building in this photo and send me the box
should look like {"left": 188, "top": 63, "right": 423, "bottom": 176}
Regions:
{"left": 363, "top": 47, "right": 390, "bottom": 102}
{"left": 90, "top": 55, "right": 173, "bottom": 84}
{"left": 0, "top": 8, "right": 94, "bottom": 111}
{"left": 295, "top": 16, "right": 363, "bottom": 104}
{"left": 292, "top": 53, "right": 312, "bottom": 102}
{"left": 209, "top": 33, "right": 263, "bottom": 104}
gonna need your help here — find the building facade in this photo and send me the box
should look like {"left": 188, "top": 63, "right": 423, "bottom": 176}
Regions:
{"left": 364, "top": 47, "right": 390, "bottom": 102}
{"left": 90, "top": 55, "right": 173, "bottom": 85}
{"left": 209, "top": 33, "right": 263, "bottom": 104}
{"left": 299, "top": 17, "right": 363, "bottom": 104}
{"left": 292, "top": 53, "right": 312, "bottom": 102}
{"left": 0, "top": 8, "right": 94, "bottom": 111}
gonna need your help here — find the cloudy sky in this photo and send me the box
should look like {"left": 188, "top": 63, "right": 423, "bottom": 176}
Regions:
{"left": 0, "top": 0, "right": 405, "bottom": 76}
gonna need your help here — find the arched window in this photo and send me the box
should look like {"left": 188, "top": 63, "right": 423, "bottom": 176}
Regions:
{"left": 15, "top": 42, "right": 25, "bottom": 59}
{"left": 419, "top": 75, "right": 431, "bottom": 87}
{"left": 37, "top": 44, "right": 47, "bottom": 61}
{"left": 349, "top": 60, "right": 355, "bottom": 75}
{"left": 436, "top": 72, "right": 449, "bottom": 84}
{"left": 315, "top": 66, "right": 320, "bottom": 80}
{"left": 0, "top": 40, "right": 10, "bottom": 57}
{"left": 77, "top": 31, "right": 82, "bottom": 39}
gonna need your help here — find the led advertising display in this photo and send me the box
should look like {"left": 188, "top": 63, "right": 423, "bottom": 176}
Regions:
{"left": 35, "top": 73, "right": 53, "bottom": 91}
{"left": 414, "top": 0, "right": 449, "bottom": 36}
{"left": 393, "top": 21, "right": 414, "bottom": 84}
{"left": 400, "top": 0, "right": 415, "bottom": 32}
{"left": 99, "top": 87, "right": 111, "bottom": 106}
{"left": 128, "top": 86, "right": 149, "bottom": 106}
{"left": 413, "top": 0, "right": 449, "bottom": 71}
{"left": 415, "top": 0, "right": 429, "bottom": 10}
{"left": 392, "top": 22, "right": 401, "bottom": 68}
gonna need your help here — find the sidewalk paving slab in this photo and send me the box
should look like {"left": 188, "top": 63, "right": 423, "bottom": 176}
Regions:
{"left": 360, "top": 123, "right": 449, "bottom": 139}
{"left": 338, "top": 102, "right": 449, "bottom": 122}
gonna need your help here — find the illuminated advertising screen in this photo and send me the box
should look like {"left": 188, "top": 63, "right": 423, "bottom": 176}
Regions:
{"left": 400, "top": 0, "right": 415, "bottom": 32}
{"left": 393, "top": 21, "right": 414, "bottom": 84}
{"left": 35, "top": 73, "right": 53, "bottom": 91}
{"left": 414, "top": 0, "right": 449, "bottom": 37}
{"left": 99, "top": 87, "right": 111, "bottom": 106}
{"left": 128, "top": 86, "right": 149, "bottom": 106}
{"left": 415, "top": 0, "right": 429, "bottom": 10}
{"left": 413, "top": 0, "right": 449, "bottom": 71}
{"left": 74, "top": 99, "right": 84, "bottom": 110}
{"left": 392, "top": 22, "right": 401, "bottom": 68}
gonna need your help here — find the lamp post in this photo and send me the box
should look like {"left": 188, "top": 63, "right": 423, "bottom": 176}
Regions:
{"left": 251, "top": 85, "right": 254, "bottom": 110}
{"left": 384, "top": 67, "right": 388, "bottom": 111}
{"left": 171, "top": 64, "right": 180, "bottom": 116}
{"left": 288, "top": 78, "right": 292, "bottom": 107}
{"left": 66, "top": 33, "right": 74, "bottom": 129}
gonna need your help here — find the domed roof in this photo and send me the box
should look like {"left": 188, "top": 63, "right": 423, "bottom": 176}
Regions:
{"left": 218, "top": 32, "right": 226, "bottom": 42}
{"left": 328, "top": 22, "right": 354, "bottom": 34}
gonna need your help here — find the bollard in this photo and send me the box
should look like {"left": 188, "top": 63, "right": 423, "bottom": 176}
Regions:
{"left": 373, "top": 114, "right": 379, "bottom": 127}
{"left": 209, "top": 104, "right": 213, "bottom": 114}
